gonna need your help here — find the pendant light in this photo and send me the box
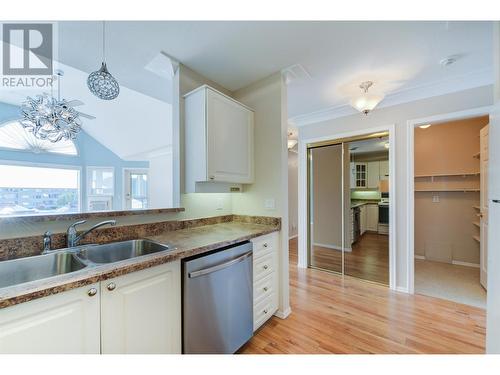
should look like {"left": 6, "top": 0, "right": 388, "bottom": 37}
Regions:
{"left": 87, "top": 21, "right": 120, "bottom": 100}
{"left": 350, "top": 81, "right": 384, "bottom": 115}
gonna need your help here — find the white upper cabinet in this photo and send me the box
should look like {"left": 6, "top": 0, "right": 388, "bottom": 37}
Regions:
{"left": 367, "top": 162, "right": 380, "bottom": 189}
{"left": 185, "top": 85, "right": 254, "bottom": 193}
{"left": 379, "top": 160, "right": 389, "bottom": 181}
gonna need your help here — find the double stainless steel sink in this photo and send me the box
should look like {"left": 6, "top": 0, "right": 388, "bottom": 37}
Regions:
{"left": 0, "top": 239, "right": 172, "bottom": 289}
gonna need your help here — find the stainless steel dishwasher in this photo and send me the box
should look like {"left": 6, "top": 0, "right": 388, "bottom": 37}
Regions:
{"left": 182, "top": 241, "right": 253, "bottom": 354}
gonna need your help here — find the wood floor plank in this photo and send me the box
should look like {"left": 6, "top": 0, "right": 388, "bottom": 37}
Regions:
{"left": 239, "top": 238, "right": 486, "bottom": 354}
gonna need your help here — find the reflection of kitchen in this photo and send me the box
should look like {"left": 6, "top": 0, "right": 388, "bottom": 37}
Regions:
{"left": 347, "top": 137, "right": 389, "bottom": 285}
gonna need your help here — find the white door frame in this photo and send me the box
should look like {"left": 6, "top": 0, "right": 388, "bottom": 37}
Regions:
{"left": 406, "top": 105, "right": 492, "bottom": 294}
{"left": 298, "top": 124, "right": 397, "bottom": 290}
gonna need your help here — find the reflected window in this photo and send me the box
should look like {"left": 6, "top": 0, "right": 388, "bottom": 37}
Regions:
{"left": 0, "top": 120, "right": 78, "bottom": 156}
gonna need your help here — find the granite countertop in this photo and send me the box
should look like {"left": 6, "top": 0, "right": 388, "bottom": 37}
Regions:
{"left": 0, "top": 221, "right": 279, "bottom": 309}
{"left": 350, "top": 200, "right": 380, "bottom": 208}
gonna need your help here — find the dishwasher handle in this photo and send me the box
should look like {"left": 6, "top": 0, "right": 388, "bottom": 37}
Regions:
{"left": 189, "top": 251, "right": 252, "bottom": 279}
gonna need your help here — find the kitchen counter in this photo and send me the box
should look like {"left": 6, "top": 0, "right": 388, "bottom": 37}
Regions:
{"left": 0, "top": 221, "right": 280, "bottom": 309}
{"left": 351, "top": 200, "right": 380, "bottom": 208}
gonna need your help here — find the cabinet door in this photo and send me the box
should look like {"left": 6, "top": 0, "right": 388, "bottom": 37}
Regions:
{"left": 101, "top": 261, "right": 181, "bottom": 354}
{"left": 367, "top": 161, "right": 380, "bottom": 188}
{"left": 0, "top": 283, "right": 100, "bottom": 354}
{"left": 206, "top": 89, "right": 254, "bottom": 184}
{"left": 366, "top": 204, "right": 379, "bottom": 232}
{"left": 354, "top": 163, "right": 367, "bottom": 188}
{"left": 379, "top": 160, "right": 389, "bottom": 181}
{"left": 360, "top": 205, "right": 367, "bottom": 235}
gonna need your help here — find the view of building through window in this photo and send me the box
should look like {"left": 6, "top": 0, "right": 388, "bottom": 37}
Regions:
{"left": 0, "top": 165, "right": 80, "bottom": 216}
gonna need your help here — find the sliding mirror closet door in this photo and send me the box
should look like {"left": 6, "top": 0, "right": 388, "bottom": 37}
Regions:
{"left": 309, "top": 144, "right": 347, "bottom": 274}
{"left": 345, "top": 137, "right": 390, "bottom": 285}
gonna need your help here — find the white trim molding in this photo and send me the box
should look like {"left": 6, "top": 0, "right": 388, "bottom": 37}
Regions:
{"left": 452, "top": 260, "right": 480, "bottom": 268}
{"left": 406, "top": 105, "right": 492, "bottom": 295}
{"left": 298, "top": 124, "right": 397, "bottom": 291}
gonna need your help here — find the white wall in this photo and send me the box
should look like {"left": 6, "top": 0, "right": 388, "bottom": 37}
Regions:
{"left": 486, "top": 21, "right": 500, "bottom": 354}
{"left": 232, "top": 73, "right": 291, "bottom": 318}
{"left": 299, "top": 85, "right": 493, "bottom": 291}
{"left": 288, "top": 151, "right": 298, "bottom": 238}
{"left": 148, "top": 152, "right": 173, "bottom": 209}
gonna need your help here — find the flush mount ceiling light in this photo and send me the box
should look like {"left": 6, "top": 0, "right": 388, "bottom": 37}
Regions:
{"left": 87, "top": 21, "right": 120, "bottom": 100}
{"left": 349, "top": 81, "right": 385, "bottom": 115}
{"left": 419, "top": 124, "right": 431, "bottom": 129}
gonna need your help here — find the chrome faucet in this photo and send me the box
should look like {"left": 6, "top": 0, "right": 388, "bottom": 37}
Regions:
{"left": 67, "top": 219, "right": 116, "bottom": 248}
{"left": 42, "top": 231, "right": 52, "bottom": 254}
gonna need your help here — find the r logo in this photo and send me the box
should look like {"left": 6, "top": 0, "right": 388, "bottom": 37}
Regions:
{"left": 2, "top": 23, "right": 53, "bottom": 75}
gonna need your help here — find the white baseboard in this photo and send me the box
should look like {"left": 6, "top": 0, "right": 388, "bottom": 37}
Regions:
{"left": 452, "top": 260, "right": 480, "bottom": 268}
{"left": 289, "top": 234, "right": 298, "bottom": 240}
{"left": 313, "top": 242, "right": 352, "bottom": 252}
{"left": 274, "top": 306, "right": 292, "bottom": 319}
{"left": 395, "top": 286, "right": 410, "bottom": 294}
{"left": 414, "top": 255, "right": 426, "bottom": 260}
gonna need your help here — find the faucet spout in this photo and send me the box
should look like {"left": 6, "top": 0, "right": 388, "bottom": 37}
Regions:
{"left": 67, "top": 219, "right": 116, "bottom": 248}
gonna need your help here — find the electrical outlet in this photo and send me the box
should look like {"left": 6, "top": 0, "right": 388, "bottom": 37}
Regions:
{"left": 432, "top": 194, "right": 440, "bottom": 203}
{"left": 264, "top": 198, "right": 276, "bottom": 210}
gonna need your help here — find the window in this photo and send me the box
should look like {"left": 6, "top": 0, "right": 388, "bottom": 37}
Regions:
{"left": 0, "top": 120, "right": 78, "bottom": 155}
{"left": 0, "top": 164, "right": 80, "bottom": 216}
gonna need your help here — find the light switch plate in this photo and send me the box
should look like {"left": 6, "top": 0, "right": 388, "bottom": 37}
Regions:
{"left": 216, "top": 197, "right": 224, "bottom": 210}
{"left": 264, "top": 198, "right": 276, "bottom": 210}
{"left": 432, "top": 194, "right": 440, "bottom": 203}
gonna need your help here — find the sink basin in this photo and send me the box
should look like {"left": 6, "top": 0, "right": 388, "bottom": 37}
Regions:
{"left": 76, "top": 239, "right": 170, "bottom": 264}
{"left": 0, "top": 252, "right": 87, "bottom": 289}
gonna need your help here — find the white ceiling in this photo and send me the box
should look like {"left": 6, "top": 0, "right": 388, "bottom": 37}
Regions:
{"left": 15, "top": 21, "right": 497, "bottom": 122}
{"left": 349, "top": 137, "right": 389, "bottom": 155}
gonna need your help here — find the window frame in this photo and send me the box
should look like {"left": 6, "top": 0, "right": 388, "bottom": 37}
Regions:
{"left": 122, "top": 167, "right": 150, "bottom": 210}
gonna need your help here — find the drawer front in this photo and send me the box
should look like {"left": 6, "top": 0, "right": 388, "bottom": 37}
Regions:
{"left": 253, "top": 293, "right": 278, "bottom": 331}
{"left": 253, "top": 272, "right": 276, "bottom": 304}
{"left": 252, "top": 232, "right": 278, "bottom": 260}
{"left": 253, "top": 252, "right": 275, "bottom": 281}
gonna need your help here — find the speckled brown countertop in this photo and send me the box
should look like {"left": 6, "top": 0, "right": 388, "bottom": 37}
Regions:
{"left": 0, "top": 221, "right": 280, "bottom": 309}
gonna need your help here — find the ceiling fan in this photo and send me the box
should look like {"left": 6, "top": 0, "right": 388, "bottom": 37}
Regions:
{"left": 65, "top": 99, "right": 96, "bottom": 120}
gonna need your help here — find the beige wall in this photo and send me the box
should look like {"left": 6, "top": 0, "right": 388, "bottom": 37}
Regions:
{"left": 300, "top": 85, "right": 494, "bottom": 290}
{"left": 288, "top": 151, "right": 298, "bottom": 238}
{"left": 312, "top": 145, "right": 343, "bottom": 248}
{"left": 414, "top": 117, "right": 487, "bottom": 264}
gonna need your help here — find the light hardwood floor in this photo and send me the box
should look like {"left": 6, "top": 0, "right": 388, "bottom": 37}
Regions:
{"left": 311, "top": 232, "right": 389, "bottom": 285}
{"left": 239, "top": 238, "right": 486, "bottom": 354}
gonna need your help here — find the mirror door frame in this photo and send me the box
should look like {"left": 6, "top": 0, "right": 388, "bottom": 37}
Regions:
{"left": 298, "top": 124, "right": 397, "bottom": 290}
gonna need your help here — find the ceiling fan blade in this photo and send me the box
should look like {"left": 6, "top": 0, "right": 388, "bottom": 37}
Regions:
{"left": 77, "top": 111, "right": 96, "bottom": 120}
{"left": 66, "top": 99, "right": 85, "bottom": 107}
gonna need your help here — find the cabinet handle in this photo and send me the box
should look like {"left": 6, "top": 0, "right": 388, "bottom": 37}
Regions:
{"left": 263, "top": 309, "right": 268, "bottom": 314}
{"left": 263, "top": 265, "right": 269, "bottom": 270}
{"left": 263, "top": 243, "right": 268, "bottom": 248}
{"left": 87, "top": 288, "right": 97, "bottom": 297}
{"left": 107, "top": 282, "right": 116, "bottom": 291}
{"left": 209, "top": 176, "right": 215, "bottom": 180}
{"left": 263, "top": 286, "right": 269, "bottom": 292}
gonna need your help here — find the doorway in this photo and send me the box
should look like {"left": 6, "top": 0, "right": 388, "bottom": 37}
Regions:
{"left": 307, "top": 131, "right": 392, "bottom": 286}
{"left": 409, "top": 111, "right": 489, "bottom": 309}
{"left": 123, "top": 168, "right": 149, "bottom": 210}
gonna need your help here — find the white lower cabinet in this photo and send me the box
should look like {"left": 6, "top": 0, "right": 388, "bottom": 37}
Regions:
{"left": 0, "top": 283, "right": 100, "bottom": 354}
{"left": 366, "top": 204, "right": 379, "bottom": 232}
{"left": 251, "top": 232, "right": 279, "bottom": 331}
{"left": 0, "top": 261, "right": 181, "bottom": 354}
{"left": 101, "top": 261, "right": 181, "bottom": 354}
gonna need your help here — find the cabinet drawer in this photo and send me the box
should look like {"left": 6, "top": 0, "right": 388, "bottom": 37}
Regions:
{"left": 253, "top": 293, "right": 278, "bottom": 331}
{"left": 252, "top": 233, "right": 278, "bottom": 259}
{"left": 253, "top": 272, "right": 276, "bottom": 304}
{"left": 253, "top": 252, "right": 275, "bottom": 281}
